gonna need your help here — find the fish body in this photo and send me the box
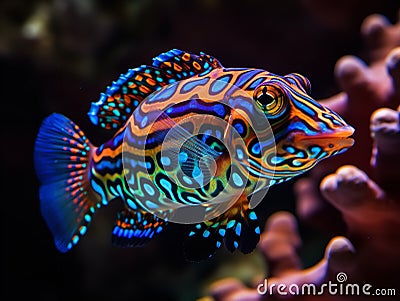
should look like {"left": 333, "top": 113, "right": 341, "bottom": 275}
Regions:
{"left": 34, "top": 49, "right": 354, "bottom": 260}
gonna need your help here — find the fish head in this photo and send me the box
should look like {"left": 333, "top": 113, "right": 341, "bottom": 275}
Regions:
{"left": 252, "top": 73, "right": 354, "bottom": 178}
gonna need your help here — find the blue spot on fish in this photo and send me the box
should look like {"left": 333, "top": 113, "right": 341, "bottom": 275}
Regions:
{"left": 140, "top": 116, "right": 148, "bottom": 128}
{"left": 252, "top": 143, "right": 261, "bottom": 155}
{"left": 180, "top": 77, "right": 210, "bottom": 93}
{"left": 192, "top": 165, "right": 201, "bottom": 178}
{"left": 127, "top": 199, "right": 137, "bottom": 210}
{"left": 286, "top": 146, "right": 296, "bottom": 154}
{"left": 210, "top": 75, "right": 232, "bottom": 95}
{"left": 235, "top": 222, "right": 242, "bottom": 236}
{"left": 153, "top": 83, "right": 178, "bottom": 102}
{"left": 179, "top": 152, "right": 188, "bottom": 163}
{"left": 213, "top": 104, "right": 226, "bottom": 117}
{"left": 234, "top": 122, "right": 244, "bottom": 135}
{"left": 232, "top": 172, "right": 243, "bottom": 187}
{"left": 160, "top": 178, "right": 172, "bottom": 195}
{"left": 270, "top": 156, "right": 284, "bottom": 165}
{"left": 292, "top": 159, "right": 302, "bottom": 167}
{"left": 248, "top": 77, "right": 266, "bottom": 89}
{"left": 187, "top": 196, "right": 201, "bottom": 204}
{"left": 145, "top": 200, "right": 158, "bottom": 209}
{"left": 143, "top": 183, "right": 155, "bottom": 196}
{"left": 72, "top": 236, "right": 79, "bottom": 245}
{"left": 79, "top": 226, "right": 87, "bottom": 235}
{"left": 203, "top": 230, "right": 210, "bottom": 238}
{"left": 182, "top": 175, "right": 193, "bottom": 185}
{"left": 161, "top": 156, "right": 171, "bottom": 166}
{"left": 113, "top": 226, "right": 119, "bottom": 235}
{"left": 226, "top": 220, "right": 236, "bottom": 229}
{"left": 237, "top": 148, "right": 244, "bottom": 160}
{"left": 249, "top": 211, "right": 257, "bottom": 220}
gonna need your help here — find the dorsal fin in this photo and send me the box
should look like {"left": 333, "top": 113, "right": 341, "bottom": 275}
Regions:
{"left": 88, "top": 66, "right": 174, "bottom": 130}
{"left": 88, "top": 49, "right": 224, "bottom": 130}
{"left": 152, "top": 49, "right": 223, "bottom": 79}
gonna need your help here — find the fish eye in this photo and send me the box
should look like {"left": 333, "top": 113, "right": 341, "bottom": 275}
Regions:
{"left": 253, "top": 84, "right": 287, "bottom": 118}
{"left": 255, "top": 86, "right": 275, "bottom": 107}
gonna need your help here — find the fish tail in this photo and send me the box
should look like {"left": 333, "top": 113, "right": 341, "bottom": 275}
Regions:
{"left": 34, "top": 113, "right": 101, "bottom": 252}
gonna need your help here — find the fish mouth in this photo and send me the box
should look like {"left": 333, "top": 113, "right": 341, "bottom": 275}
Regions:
{"left": 297, "top": 126, "right": 355, "bottom": 148}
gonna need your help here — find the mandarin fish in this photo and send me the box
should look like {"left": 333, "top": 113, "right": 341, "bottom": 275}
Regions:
{"left": 34, "top": 49, "right": 354, "bottom": 261}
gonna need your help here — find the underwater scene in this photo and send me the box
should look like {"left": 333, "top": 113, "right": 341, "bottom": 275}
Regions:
{"left": 3, "top": 1, "right": 400, "bottom": 300}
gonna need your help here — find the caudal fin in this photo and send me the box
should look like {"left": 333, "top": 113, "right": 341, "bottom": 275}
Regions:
{"left": 34, "top": 113, "right": 101, "bottom": 252}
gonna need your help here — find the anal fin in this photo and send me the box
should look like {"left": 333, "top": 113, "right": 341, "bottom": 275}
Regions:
{"left": 112, "top": 208, "right": 166, "bottom": 247}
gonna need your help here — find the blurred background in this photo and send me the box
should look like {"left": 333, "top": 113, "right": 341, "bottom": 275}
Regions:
{"left": 2, "top": 0, "right": 399, "bottom": 300}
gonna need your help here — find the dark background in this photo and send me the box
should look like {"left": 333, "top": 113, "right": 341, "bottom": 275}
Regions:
{"left": 2, "top": 0, "right": 399, "bottom": 300}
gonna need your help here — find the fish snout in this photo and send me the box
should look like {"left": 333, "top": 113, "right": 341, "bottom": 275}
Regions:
{"left": 297, "top": 124, "right": 355, "bottom": 157}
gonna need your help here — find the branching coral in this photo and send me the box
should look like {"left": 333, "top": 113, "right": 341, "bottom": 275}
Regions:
{"left": 206, "top": 12, "right": 400, "bottom": 301}
{"left": 295, "top": 16, "right": 400, "bottom": 234}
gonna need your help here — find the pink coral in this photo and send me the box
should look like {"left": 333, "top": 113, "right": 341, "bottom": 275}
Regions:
{"left": 206, "top": 12, "right": 400, "bottom": 301}
{"left": 208, "top": 103, "right": 400, "bottom": 301}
